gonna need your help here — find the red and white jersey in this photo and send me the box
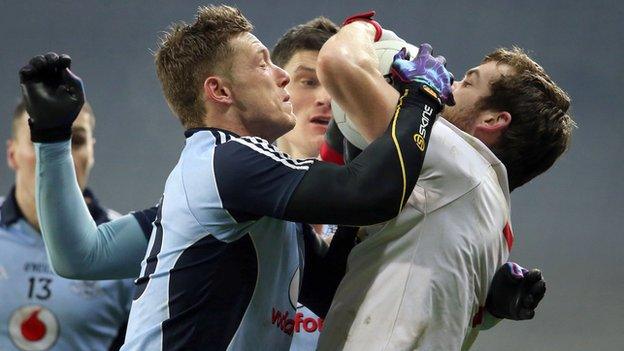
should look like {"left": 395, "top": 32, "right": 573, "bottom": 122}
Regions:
{"left": 318, "top": 118, "right": 513, "bottom": 351}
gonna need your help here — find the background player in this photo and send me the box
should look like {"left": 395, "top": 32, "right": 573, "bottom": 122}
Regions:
{"left": 271, "top": 17, "right": 339, "bottom": 350}
{"left": 315, "top": 12, "right": 572, "bottom": 350}
{"left": 0, "top": 101, "right": 133, "bottom": 350}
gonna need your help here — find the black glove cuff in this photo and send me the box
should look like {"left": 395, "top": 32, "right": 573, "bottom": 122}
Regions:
{"left": 394, "top": 81, "right": 443, "bottom": 113}
{"left": 29, "top": 120, "right": 72, "bottom": 143}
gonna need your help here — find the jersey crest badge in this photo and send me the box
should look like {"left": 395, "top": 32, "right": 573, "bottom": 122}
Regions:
{"left": 9, "top": 305, "right": 59, "bottom": 350}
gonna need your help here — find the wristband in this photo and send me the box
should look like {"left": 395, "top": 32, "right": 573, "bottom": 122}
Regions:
{"left": 342, "top": 10, "right": 383, "bottom": 42}
{"left": 29, "top": 120, "right": 72, "bottom": 143}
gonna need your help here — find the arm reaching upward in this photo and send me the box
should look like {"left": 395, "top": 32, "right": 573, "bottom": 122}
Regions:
{"left": 20, "top": 52, "right": 151, "bottom": 279}
{"left": 36, "top": 141, "right": 151, "bottom": 279}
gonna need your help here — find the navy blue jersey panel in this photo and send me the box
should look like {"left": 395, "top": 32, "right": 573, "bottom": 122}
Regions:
{"left": 213, "top": 138, "right": 311, "bottom": 221}
{"left": 161, "top": 234, "right": 258, "bottom": 350}
{"left": 133, "top": 199, "right": 163, "bottom": 300}
{"left": 130, "top": 206, "right": 158, "bottom": 239}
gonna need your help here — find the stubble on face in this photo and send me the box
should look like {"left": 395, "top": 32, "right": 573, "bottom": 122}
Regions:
{"left": 228, "top": 33, "right": 296, "bottom": 142}
{"left": 441, "top": 61, "right": 512, "bottom": 135}
{"left": 441, "top": 103, "right": 480, "bottom": 134}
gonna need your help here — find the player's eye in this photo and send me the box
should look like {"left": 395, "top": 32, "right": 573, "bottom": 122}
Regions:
{"left": 71, "top": 132, "right": 87, "bottom": 147}
{"left": 301, "top": 78, "right": 319, "bottom": 87}
{"left": 462, "top": 80, "right": 472, "bottom": 87}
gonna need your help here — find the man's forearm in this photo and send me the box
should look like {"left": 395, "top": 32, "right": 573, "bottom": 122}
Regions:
{"left": 318, "top": 22, "right": 399, "bottom": 143}
{"left": 35, "top": 142, "right": 146, "bottom": 279}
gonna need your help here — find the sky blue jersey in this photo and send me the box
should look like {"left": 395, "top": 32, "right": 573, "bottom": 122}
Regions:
{"left": 123, "top": 129, "right": 315, "bottom": 351}
{"left": 0, "top": 188, "right": 134, "bottom": 351}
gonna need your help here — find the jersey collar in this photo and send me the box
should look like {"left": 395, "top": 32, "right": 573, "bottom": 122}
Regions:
{"left": 184, "top": 127, "right": 240, "bottom": 139}
{"left": 0, "top": 186, "right": 110, "bottom": 228}
{"left": 438, "top": 118, "right": 511, "bottom": 204}
{"left": 0, "top": 187, "right": 21, "bottom": 227}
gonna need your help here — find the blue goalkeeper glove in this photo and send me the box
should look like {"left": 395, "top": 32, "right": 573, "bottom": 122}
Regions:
{"left": 390, "top": 44, "right": 455, "bottom": 106}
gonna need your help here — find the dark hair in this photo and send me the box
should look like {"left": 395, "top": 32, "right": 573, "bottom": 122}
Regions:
{"left": 479, "top": 47, "right": 576, "bottom": 190}
{"left": 155, "top": 5, "right": 253, "bottom": 128}
{"left": 271, "top": 17, "right": 338, "bottom": 68}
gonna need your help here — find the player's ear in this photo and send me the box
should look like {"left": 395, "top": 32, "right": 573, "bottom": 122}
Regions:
{"left": 473, "top": 110, "right": 511, "bottom": 146}
{"left": 6, "top": 139, "right": 17, "bottom": 170}
{"left": 204, "top": 76, "right": 233, "bottom": 105}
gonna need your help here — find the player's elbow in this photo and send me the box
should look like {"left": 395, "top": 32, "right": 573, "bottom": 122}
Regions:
{"left": 49, "top": 261, "right": 87, "bottom": 279}
{"left": 318, "top": 40, "right": 369, "bottom": 85}
{"left": 317, "top": 43, "right": 349, "bottom": 89}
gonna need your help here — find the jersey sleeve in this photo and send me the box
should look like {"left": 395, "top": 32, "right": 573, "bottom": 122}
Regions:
{"left": 213, "top": 136, "right": 315, "bottom": 222}
{"left": 35, "top": 141, "right": 149, "bottom": 280}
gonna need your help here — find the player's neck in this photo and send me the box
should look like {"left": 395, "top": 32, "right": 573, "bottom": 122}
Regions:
{"left": 202, "top": 109, "right": 251, "bottom": 139}
{"left": 275, "top": 139, "right": 317, "bottom": 159}
{"left": 311, "top": 224, "right": 324, "bottom": 236}
{"left": 14, "top": 184, "right": 41, "bottom": 232}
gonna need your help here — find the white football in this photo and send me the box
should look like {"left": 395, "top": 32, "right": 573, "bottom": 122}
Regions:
{"left": 332, "top": 40, "right": 419, "bottom": 150}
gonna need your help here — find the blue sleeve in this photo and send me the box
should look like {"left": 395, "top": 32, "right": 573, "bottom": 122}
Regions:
{"left": 35, "top": 141, "right": 149, "bottom": 279}
{"left": 213, "top": 137, "right": 313, "bottom": 222}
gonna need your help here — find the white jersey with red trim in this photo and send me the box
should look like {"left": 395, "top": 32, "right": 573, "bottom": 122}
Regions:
{"left": 318, "top": 118, "right": 513, "bottom": 351}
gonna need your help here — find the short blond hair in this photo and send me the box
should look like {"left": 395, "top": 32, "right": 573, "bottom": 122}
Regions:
{"left": 155, "top": 5, "right": 253, "bottom": 128}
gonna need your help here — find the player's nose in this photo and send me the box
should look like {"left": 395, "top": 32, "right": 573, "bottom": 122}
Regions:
{"left": 274, "top": 64, "right": 290, "bottom": 88}
{"left": 316, "top": 86, "right": 331, "bottom": 107}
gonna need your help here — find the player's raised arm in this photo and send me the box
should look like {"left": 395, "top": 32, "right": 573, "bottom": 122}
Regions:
{"left": 317, "top": 11, "right": 401, "bottom": 143}
{"left": 21, "top": 53, "right": 151, "bottom": 279}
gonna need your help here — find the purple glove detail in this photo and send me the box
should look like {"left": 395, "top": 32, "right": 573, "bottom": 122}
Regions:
{"left": 390, "top": 43, "right": 455, "bottom": 106}
{"left": 507, "top": 262, "right": 529, "bottom": 280}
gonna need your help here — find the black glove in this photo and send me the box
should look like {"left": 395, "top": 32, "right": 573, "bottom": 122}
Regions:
{"left": 19, "top": 52, "right": 85, "bottom": 143}
{"left": 486, "top": 262, "right": 546, "bottom": 320}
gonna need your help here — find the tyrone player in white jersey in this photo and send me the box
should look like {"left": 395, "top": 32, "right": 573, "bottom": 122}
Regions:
{"left": 315, "top": 12, "right": 574, "bottom": 350}
{"left": 272, "top": 17, "right": 545, "bottom": 351}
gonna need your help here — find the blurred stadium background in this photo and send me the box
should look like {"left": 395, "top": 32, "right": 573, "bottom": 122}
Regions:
{"left": 1, "top": 1, "right": 621, "bottom": 350}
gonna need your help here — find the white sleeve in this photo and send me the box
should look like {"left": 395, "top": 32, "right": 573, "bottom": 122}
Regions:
{"left": 35, "top": 141, "right": 148, "bottom": 279}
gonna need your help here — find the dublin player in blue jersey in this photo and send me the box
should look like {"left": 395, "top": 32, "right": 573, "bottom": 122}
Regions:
{"left": 0, "top": 101, "right": 134, "bottom": 351}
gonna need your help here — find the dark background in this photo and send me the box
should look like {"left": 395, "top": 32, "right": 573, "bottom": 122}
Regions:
{"left": 1, "top": 1, "right": 622, "bottom": 349}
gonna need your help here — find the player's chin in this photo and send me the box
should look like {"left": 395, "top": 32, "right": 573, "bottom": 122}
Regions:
{"left": 279, "top": 111, "right": 297, "bottom": 133}
{"left": 308, "top": 121, "right": 329, "bottom": 135}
